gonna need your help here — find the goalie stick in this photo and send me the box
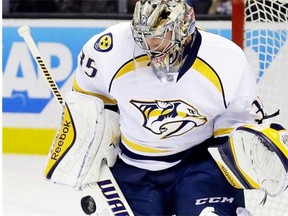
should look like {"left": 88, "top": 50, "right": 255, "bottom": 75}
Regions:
{"left": 18, "top": 25, "right": 134, "bottom": 216}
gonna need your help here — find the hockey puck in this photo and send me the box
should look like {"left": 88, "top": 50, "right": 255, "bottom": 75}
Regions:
{"left": 81, "top": 195, "right": 97, "bottom": 215}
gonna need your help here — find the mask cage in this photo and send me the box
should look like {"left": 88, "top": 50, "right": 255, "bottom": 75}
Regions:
{"left": 131, "top": 20, "right": 181, "bottom": 58}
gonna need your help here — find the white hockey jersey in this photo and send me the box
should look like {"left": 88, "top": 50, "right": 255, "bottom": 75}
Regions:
{"left": 73, "top": 22, "right": 262, "bottom": 171}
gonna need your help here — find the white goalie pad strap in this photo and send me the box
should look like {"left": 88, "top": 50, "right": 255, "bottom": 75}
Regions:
{"left": 44, "top": 91, "right": 120, "bottom": 190}
{"left": 208, "top": 123, "right": 288, "bottom": 197}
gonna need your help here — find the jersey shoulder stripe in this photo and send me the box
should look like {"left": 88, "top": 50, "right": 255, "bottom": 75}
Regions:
{"left": 73, "top": 77, "right": 117, "bottom": 105}
{"left": 192, "top": 57, "right": 227, "bottom": 108}
{"left": 108, "top": 54, "right": 149, "bottom": 92}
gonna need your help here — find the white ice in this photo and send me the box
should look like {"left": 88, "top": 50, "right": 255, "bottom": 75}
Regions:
{"left": 3, "top": 154, "right": 99, "bottom": 216}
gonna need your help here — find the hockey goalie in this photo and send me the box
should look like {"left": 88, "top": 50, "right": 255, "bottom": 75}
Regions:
{"left": 41, "top": 0, "right": 288, "bottom": 214}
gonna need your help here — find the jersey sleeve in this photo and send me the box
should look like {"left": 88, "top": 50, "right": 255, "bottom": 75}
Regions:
{"left": 213, "top": 49, "right": 263, "bottom": 138}
{"left": 72, "top": 34, "right": 118, "bottom": 108}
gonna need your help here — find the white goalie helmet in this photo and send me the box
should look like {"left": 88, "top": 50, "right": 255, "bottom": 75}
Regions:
{"left": 131, "top": 0, "right": 196, "bottom": 81}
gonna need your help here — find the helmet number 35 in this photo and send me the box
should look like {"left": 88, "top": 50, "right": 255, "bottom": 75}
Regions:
{"left": 79, "top": 50, "right": 97, "bottom": 78}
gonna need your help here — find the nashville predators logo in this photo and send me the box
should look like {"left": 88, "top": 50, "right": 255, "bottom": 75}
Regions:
{"left": 131, "top": 99, "right": 207, "bottom": 139}
{"left": 94, "top": 33, "right": 113, "bottom": 52}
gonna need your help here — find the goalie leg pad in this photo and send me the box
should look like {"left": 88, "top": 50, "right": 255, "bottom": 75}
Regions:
{"left": 44, "top": 91, "right": 120, "bottom": 190}
{"left": 208, "top": 123, "right": 288, "bottom": 197}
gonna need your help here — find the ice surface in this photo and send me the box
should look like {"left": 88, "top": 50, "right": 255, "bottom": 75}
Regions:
{"left": 2, "top": 154, "right": 97, "bottom": 216}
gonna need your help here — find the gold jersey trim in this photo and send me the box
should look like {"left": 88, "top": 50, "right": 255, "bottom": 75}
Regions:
{"left": 192, "top": 57, "right": 227, "bottom": 108}
{"left": 73, "top": 76, "right": 117, "bottom": 105}
{"left": 109, "top": 55, "right": 150, "bottom": 92}
{"left": 214, "top": 128, "right": 234, "bottom": 137}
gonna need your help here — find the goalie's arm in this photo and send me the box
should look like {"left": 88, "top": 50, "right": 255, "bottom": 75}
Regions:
{"left": 208, "top": 123, "right": 288, "bottom": 196}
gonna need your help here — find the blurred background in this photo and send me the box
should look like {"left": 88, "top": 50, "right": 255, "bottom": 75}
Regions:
{"left": 3, "top": 0, "right": 232, "bottom": 17}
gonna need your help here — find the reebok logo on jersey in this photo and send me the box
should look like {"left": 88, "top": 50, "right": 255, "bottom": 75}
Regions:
{"left": 131, "top": 99, "right": 207, "bottom": 139}
{"left": 94, "top": 33, "right": 113, "bottom": 52}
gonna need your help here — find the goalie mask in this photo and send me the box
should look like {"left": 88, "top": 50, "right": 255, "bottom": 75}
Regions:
{"left": 131, "top": 0, "right": 195, "bottom": 81}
